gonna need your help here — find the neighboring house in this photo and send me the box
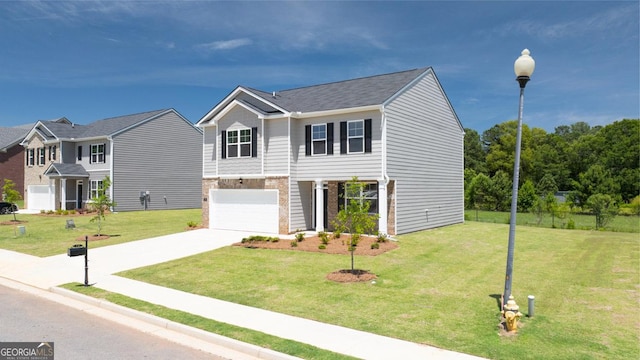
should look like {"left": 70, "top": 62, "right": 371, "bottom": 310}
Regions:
{"left": 0, "top": 124, "right": 33, "bottom": 199}
{"left": 20, "top": 109, "right": 202, "bottom": 212}
{"left": 196, "top": 67, "right": 464, "bottom": 235}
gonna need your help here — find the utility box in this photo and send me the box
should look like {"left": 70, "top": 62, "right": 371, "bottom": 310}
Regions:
{"left": 67, "top": 244, "right": 86, "bottom": 257}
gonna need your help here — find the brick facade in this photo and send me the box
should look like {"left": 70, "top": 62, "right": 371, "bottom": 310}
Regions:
{"left": 0, "top": 144, "right": 26, "bottom": 199}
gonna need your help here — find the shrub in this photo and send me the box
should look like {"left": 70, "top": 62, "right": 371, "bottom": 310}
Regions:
{"left": 319, "top": 231, "right": 330, "bottom": 245}
{"left": 186, "top": 220, "right": 198, "bottom": 228}
{"left": 295, "top": 232, "right": 305, "bottom": 242}
{"left": 40, "top": 210, "right": 45, "bottom": 214}
{"left": 291, "top": 240, "right": 298, "bottom": 247}
{"left": 318, "top": 244, "right": 326, "bottom": 250}
{"left": 241, "top": 235, "right": 279, "bottom": 244}
{"left": 69, "top": 210, "right": 76, "bottom": 215}
{"left": 377, "top": 233, "right": 388, "bottom": 243}
{"left": 371, "top": 242, "right": 380, "bottom": 250}
{"left": 567, "top": 219, "right": 576, "bottom": 229}
{"left": 333, "top": 229, "right": 341, "bottom": 238}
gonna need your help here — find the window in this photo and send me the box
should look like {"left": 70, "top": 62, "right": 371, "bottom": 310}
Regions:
{"left": 227, "top": 129, "right": 251, "bottom": 158}
{"left": 340, "top": 119, "right": 371, "bottom": 154}
{"left": 26, "top": 149, "right": 35, "bottom": 166}
{"left": 48, "top": 145, "right": 57, "bottom": 161}
{"left": 344, "top": 182, "right": 378, "bottom": 214}
{"left": 37, "top": 147, "right": 46, "bottom": 165}
{"left": 90, "top": 180, "right": 104, "bottom": 199}
{"left": 77, "top": 146, "right": 82, "bottom": 161}
{"left": 90, "top": 144, "right": 105, "bottom": 164}
{"left": 312, "top": 124, "right": 327, "bottom": 155}
{"left": 347, "top": 120, "right": 364, "bottom": 153}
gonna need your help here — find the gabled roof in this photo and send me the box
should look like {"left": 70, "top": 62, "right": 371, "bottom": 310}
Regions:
{"left": 198, "top": 67, "right": 436, "bottom": 126}
{"left": 22, "top": 109, "right": 187, "bottom": 143}
{"left": 0, "top": 126, "right": 32, "bottom": 151}
{"left": 44, "top": 163, "right": 89, "bottom": 178}
{"left": 249, "top": 67, "right": 431, "bottom": 113}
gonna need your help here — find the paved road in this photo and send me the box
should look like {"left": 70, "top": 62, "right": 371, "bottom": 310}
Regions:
{"left": 0, "top": 284, "right": 222, "bottom": 360}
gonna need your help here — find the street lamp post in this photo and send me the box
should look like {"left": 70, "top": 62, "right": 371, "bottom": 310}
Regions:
{"left": 503, "top": 49, "right": 535, "bottom": 306}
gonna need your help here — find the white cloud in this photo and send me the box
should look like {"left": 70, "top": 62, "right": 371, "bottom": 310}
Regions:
{"left": 195, "top": 38, "right": 253, "bottom": 52}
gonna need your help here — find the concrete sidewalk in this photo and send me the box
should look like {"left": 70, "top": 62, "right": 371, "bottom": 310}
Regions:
{"left": 0, "top": 229, "right": 485, "bottom": 360}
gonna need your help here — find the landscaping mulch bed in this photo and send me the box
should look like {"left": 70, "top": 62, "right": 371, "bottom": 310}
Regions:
{"left": 234, "top": 234, "right": 398, "bottom": 283}
{"left": 234, "top": 234, "right": 398, "bottom": 256}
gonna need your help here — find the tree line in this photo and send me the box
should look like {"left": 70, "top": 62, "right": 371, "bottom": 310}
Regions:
{"left": 464, "top": 118, "right": 639, "bottom": 227}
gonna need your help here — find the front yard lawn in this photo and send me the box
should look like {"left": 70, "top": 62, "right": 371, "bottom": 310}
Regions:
{"left": 0, "top": 209, "right": 201, "bottom": 257}
{"left": 118, "top": 222, "right": 640, "bottom": 360}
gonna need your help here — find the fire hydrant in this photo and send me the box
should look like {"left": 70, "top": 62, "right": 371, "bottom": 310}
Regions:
{"left": 502, "top": 295, "right": 523, "bottom": 332}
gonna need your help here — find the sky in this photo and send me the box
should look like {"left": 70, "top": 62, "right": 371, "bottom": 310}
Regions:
{"left": 0, "top": 1, "right": 638, "bottom": 134}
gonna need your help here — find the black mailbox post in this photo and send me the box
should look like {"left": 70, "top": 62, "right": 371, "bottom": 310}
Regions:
{"left": 67, "top": 235, "right": 90, "bottom": 286}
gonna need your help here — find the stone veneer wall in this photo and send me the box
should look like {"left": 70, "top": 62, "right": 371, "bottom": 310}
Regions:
{"left": 201, "top": 176, "right": 290, "bottom": 234}
{"left": 23, "top": 135, "right": 60, "bottom": 209}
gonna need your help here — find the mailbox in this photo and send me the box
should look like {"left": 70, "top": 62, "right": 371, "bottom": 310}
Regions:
{"left": 67, "top": 244, "right": 86, "bottom": 257}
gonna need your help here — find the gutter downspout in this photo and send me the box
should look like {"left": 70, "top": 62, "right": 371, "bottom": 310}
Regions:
{"left": 379, "top": 106, "right": 390, "bottom": 235}
{"left": 108, "top": 136, "right": 115, "bottom": 212}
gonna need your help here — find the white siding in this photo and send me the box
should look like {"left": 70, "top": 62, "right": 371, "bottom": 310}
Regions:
{"left": 203, "top": 127, "right": 217, "bottom": 177}
{"left": 264, "top": 118, "right": 289, "bottom": 175}
{"left": 386, "top": 71, "right": 464, "bottom": 234}
{"left": 217, "top": 107, "right": 262, "bottom": 175}
{"left": 293, "top": 110, "right": 382, "bottom": 181}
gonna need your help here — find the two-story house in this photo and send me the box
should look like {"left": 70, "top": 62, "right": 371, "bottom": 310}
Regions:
{"left": 20, "top": 109, "right": 202, "bottom": 212}
{"left": 197, "top": 67, "right": 464, "bottom": 235}
{"left": 1, "top": 124, "right": 32, "bottom": 200}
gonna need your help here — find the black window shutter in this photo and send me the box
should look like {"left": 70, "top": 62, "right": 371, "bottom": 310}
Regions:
{"left": 338, "top": 182, "right": 345, "bottom": 210}
{"left": 364, "top": 119, "right": 372, "bottom": 153}
{"left": 305, "top": 125, "right": 311, "bottom": 156}
{"left": 89, "top": 146, "right": 92, "bottom": 164}
{"left": 327, "top": 123, "right": 334, "bottom": 155}
{"left": 251, "top": 127, "right": 258, "bottom": 158}
{"left": 340, "top": 121, "right": 347, "bottom": 154}
{"left": 78, "top": 146, "right": 82, "bottom": 161}
{"left": 221, "top": 130, "right": 227, "bottom": 159}
{"left": 25, "top": 149, "right": 28, "bottom": 166}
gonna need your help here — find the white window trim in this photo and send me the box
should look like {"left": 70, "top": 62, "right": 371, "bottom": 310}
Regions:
{"left": 91, "top": 144, "right": 105, "bottom": 164}
{"left": 344, "top": 182, "right": 378, "bottom": 214}
{"left": 90, "top": 180, "right": 103, "bottom": 199}
{"left": 27, "top": 149, "right": 35, "bottom": 166}
{"left": 347, "top": 119, "right": 364, "bottom": 154}
{"left": 37, "top": 147, "right": 46, "bottom": 165}
{"left": 227, "top": 128, "right": 252, "bottom": 158}
{"left": 311, "top": 123, "right": 327, "bottom": 156}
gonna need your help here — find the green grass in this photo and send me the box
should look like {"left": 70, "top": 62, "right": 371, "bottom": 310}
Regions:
{"left": 0, "top": 209, "right": 201, "bottom": 257}
{"left": 465, "top": 209, "right": 640, "bottom": 233}
{"left": 60, "top": 283, "right": 357, "bottom": 360}
{"left": 118, "top": 222, "right": 640, "bottom": 360}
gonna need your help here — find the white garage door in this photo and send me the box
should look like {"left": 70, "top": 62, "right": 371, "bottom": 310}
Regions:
{"left": 28, "top": 185, "right": 54, "bottom": 211}
{"left": 209, "top": 189, "right": 279, "bottom": 234}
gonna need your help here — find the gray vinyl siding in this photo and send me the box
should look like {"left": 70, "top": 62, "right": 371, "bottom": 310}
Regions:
{"left": 61, "top": 142, "right": 76, "bottom": 163}
{"left": 203, "top": 127, "right": 217, "bottom": 177}
{"left": 289, "top": 180, "right": 312, "bottom": 231}
{"left": 293, "top": 110, "right": 382, "bottom": 181}
{"left": 75, "top": 139, "right": 111, "bottom": 171}
{"left": 386, "top": 71, "right": 464, "bottom": 234}
{"left": 264, "top": 118, "right": 289, "bottom": 175}
{"left": 111, "top": 111, "right": 202, "bottom": 211}
{"left": 217, "top": 106, "right": 262, "bottom": 175}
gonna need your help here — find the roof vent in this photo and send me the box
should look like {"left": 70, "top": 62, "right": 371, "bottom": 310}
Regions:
{"left": 272, "top": 91, "right": 276, "bottom": 98}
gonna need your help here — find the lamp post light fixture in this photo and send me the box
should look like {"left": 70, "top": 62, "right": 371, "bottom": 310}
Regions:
{"left": 503, "top": 49, "right": 535, "bottom": 306}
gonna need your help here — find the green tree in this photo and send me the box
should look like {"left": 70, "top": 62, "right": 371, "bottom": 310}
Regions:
{"left": 466, "top": 173, "right": 492, "bottom": 218}
{"left": 586, "top": 193, "right": 619, "bottom": 230}
{"left": 570, "top": 165, "right": 620, "bottom": 208}
{"left": 2, "top": 179, "right": 22, "bottom": 221}
{"left": 464, "top": 128, "right": 487, "bottom": 174}
{"left": 490, "top": 171, "right": 512, "bottom": 212}
{"left": 517, "top": 180, "right": 537, "bottom": 212}
{"left": 89, "top": 176, "right": 116, "bottom": 236}
{"left": 332, "top": 177, "right": 378, "bottom": 274}
{"left": 537, "top": 173, "right": 559, "bottom": 197}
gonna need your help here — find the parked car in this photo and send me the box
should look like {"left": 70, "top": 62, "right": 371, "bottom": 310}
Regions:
{"left": 0, "top": 202, "right": 18, "bottom": 214}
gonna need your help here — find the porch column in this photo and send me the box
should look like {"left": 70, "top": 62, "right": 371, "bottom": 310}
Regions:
{"left": 315, "top": 179, "right": 324, "bottom": 232}
{"left": 60, "top": 179, "right": 67, "bottom": 210}
{"left": 378, "top": 180, "right": 388, "bottom": 235}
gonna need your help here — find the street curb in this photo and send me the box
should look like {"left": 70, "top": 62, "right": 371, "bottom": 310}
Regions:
{"left": 50, "top": 286, "right": 302, "bottom": 360}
